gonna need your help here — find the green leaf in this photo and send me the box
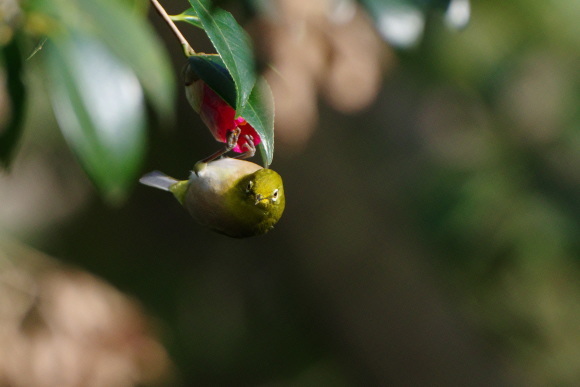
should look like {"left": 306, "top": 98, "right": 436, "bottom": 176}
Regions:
{"left": 443, "top": 0, "right": 470, "bottom": 29}
{"left": 358, "top": 0, "right": 470, "bottom": 47}
{"left": 359, "top": 0, "right": 427, "bottom": 48}
{"left": 239, "top": 78, "right": 274, "bottom": 167}
{"left": 45, "top": 34, "right": 146, "bottom": 202}
{"left": 185, "top": 54, "right": 236, "bottom": 108}
{"left": 171, "top": 8, "right": 203, "bottom": 29}
{"left": 79, "top": 0, "right": 175, "bottom": 121}
{"left": 29, "top": 0, "right": 175, "bottom": 122}
{"left": 121, "top": 0, "right": 150, "bottom": 14}
{"left": 0, "top": 37, "right": 26, "bottom": 167}
{"left": 187, "top": 0, "right": 256, "bottom": 113}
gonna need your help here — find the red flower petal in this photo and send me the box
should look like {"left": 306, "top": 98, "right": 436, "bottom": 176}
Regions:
{"left": 199, "top": 83, "right": 261, "bottom": 153}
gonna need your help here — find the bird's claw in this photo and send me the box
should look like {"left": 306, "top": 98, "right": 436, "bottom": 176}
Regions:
{"left": 234, "top": 135, "right": 256, "bottom": 160}
{"left": 199, "top": 127, "right": 250, "bottom": 164}
{"left": 225, "top": 128, "right": 242, "bottom": 151}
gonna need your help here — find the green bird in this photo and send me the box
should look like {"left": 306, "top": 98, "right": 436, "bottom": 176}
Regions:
{"left": 140, "top": 131, "right": 285, "bottom": 238}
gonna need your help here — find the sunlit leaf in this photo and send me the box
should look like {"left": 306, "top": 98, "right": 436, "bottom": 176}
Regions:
{"left": 0, "top": 37, "right": 26, "bottom": 166}
{"left": 45, "top": 34, "right": 146, "bottom": 202}
{"left": 188, "top": 0, "right": 256, "bottom": 113}
{"left": 29, "top": 0, "right": 175, "bottom": 122}
{"left": 359, "top": 0, "right": 426, "bottom": 48}
{"left": 358, "top": 0, "right": 470, "bottom": 47}
{"left": 239, "top": 78, "right": 274, "bottom": 167}
{"left": 444, "top": 0, "right": 470, "bottom": 29}
{"left": 78, "top": 0, "right": 175, "bottom": 121}
{"left": 122, "top": 0, "right": 149, "bottom": 14}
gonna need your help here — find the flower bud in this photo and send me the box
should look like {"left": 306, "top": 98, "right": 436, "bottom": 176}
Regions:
{"left": 184, "top": 64, "right": 260, "bottom": 153}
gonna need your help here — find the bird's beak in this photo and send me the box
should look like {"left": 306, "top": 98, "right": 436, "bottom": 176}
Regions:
{"left": 255, "top": 193, "right": 278, "bottom": 205}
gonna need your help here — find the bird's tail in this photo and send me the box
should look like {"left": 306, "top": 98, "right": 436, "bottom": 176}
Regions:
{"left": 139, "top": 171, "right": 178, "bottom": 191}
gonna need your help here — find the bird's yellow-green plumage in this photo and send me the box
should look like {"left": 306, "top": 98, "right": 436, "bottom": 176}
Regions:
{"left": 140, "top": 158, "right": 285, "bottom": 238}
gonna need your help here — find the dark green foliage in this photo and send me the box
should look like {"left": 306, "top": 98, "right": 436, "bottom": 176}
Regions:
{"left": 0, "top": 37, "right": 26, "bottom": 166}
{"left": 2, "top": 0, "right": 175, "bottom": 200}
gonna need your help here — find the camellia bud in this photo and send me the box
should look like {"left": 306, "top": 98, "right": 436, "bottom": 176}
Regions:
{"left": 184, "top": 64, "right": 260, "bottom": 153}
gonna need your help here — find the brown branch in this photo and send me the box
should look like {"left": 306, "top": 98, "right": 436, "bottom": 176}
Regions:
{"left": 150, "top": 0, "right": 195, "bottom": 56}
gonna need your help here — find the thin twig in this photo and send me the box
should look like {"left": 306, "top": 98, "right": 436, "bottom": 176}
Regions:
{"left": 26, "top": 38, "right": 47, "bottom": 61}
{"left": 150, "top": 0, "right": 195, "bottom": 57}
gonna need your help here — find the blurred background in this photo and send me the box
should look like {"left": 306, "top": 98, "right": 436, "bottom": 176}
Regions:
{"left": 1, "top": 0, "right": 579, "bottom": 385}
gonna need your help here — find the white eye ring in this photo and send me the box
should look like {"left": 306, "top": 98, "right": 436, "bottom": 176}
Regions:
{"left": 246, "top": 181, "right": 253, "bottom": 193}
{"left": 272, "top": 189, "right": 279, "bottom": 201}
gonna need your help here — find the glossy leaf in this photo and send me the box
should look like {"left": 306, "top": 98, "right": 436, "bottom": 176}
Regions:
{"left": 239, "top": 78, "right": 275, "bottom": 167}
{"left": 0, "top": 37, "right": 26, "bottom": 166}
{"left": 188, "top": 0, "right": 256, "bottom": 113}
{"left": 171, "top": 8, "right": 203, "bottom": 29}
{"left": 45, "top": 34, "right": 146, "bottom": 202}
{"left": 186, "top": 54, "right": 237, "bottom": 109}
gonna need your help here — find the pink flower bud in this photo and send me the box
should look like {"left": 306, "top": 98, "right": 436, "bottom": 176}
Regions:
{"left": 186, "top": 80, "right": 260, "bottom": 153}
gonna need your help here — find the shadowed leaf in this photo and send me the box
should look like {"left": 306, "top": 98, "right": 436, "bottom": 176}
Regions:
{"left": 186, "top": 54, "right": 236, "bottom": 109}
{"left": 0, "top": 37, "right": 26, "bottom": 167}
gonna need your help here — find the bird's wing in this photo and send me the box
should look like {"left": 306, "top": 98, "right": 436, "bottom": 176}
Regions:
{"left": 139, "top": 171, "right": 178, "bottom": 191}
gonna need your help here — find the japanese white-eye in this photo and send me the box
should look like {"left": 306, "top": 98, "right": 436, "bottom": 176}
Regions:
{"left": 140, "top": 131, "right": 285, "bottom": 238}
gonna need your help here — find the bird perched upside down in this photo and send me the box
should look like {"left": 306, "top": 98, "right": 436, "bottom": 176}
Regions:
{"left": 140, "top": 129, "right": 285, "bottom": 238}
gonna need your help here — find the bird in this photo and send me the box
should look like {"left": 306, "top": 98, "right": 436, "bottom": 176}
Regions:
{"left": 140, "top": 129, "right": 285, "bottom": 238}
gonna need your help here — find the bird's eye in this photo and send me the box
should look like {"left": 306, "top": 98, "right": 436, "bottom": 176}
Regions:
{"left": 272, "top": 189, "right": 279, "bottom": 201}
{"left": 246, "top": 181, "right": 253, "bottom": 193}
